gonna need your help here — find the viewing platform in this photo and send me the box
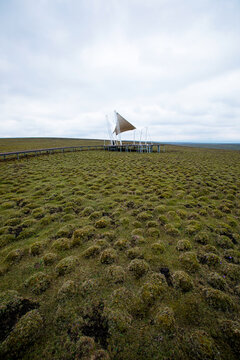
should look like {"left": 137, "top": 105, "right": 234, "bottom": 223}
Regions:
{"left": 0, "top": 143, "right": 165, "bottom": 161}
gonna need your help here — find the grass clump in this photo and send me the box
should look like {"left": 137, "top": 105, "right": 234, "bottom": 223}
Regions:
{"left": 202, "top": 288, "right": 235, "bottom": 312}
{"left": 29, "top": 241, "right": 45, "bottom": 256}
{"left": 24, "top": 272, "right": 51, "bottom": 294}
{"left": 57, "top": 280, "right": 77, "bottom": 302}
{"left": 207, "top": 272, "right": 227, "bottom": 291}
{"left": 172, "top": 270, "right": 193, "bottom": 292}
{"left": 72, "top": 226, "right": 95, "bottom": 246}
{"left": 151, "top": 242, "right": 165, "bottom": 254}
{"left": 176, "top": 239, "right": 192, "bottom": 251}
{"left": 51, "top": 238, "right": 71, "bottom": 251}
{"left": 55, "top": 256, "right": 79, "bottom": 276}
{"left": 106, "top": 265, "right": 126, "bottom": 284}
{"left": 179, "top": 251, "right": 200, "bottom": 272}
{"left": 42, "top": 252, "right": 58, "bottom": 265}
{"left": 95, "top": 217, "right": 111, "bottom": 228}
{"left": 128, "top": 259, "right": 150, "bottom": 278}
{"left": 154, "top": 306, "right": 175, "bottom": 334}
{"left": 100, "top": 248, "right": 117, "bottom": 264}
{"left": 126, "top": 246, "right": 143, "bottom": 259}
{"left": 0, "top": 310, "right": 43, "bottom": 360}
{"left": 114, "top": 238, "right": 129, "bottom": 250}
{"left": 4, "top": 249, "right": 23, "bottom": 265}
{"left": 82, "top": 245, "right": 101, "bottom": 258}
{"left": 186, "top": 330, "right": 220, "bottom": 360}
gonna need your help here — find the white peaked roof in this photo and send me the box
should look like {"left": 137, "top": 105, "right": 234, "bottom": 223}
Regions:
{"left": 113, "top": 112, "right": 136, "bottom": 135}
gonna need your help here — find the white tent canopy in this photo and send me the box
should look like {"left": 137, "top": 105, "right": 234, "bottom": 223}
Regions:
{"left": 113, "top": 112, "right": 136, "bottom": 135}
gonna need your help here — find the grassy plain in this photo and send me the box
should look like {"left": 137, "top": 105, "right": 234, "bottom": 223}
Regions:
{"left": 0, "top": 140, "right": 240, "bottom": 360}
{"left": 0, "top": 138, "right": 104, "bottom": 153}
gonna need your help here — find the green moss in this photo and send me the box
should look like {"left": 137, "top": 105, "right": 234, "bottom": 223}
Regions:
{"left": 42, "top": 252, "right": 58, "bottom": 265}
{"left": 154, "top": 306, "right": 175, "bottom": 333}
{"left": 176, "top": 239, "right": 192, "bottom": 251}
{"left": 56, "top": 224, "right": 74, "bottom": 238}
{"left": 187, "top": 330, "right": 219, "bottom": 360}
{"left": 29, "top": 241, "right": 45, "bottom": 256}
{"left": 137, "top": 211, "right": 152, "bottom": 221}
{"left": 207, "top": 272, "right": 227, "bottom": 290}
{"left": 51, "top": 237, "right": 71, "bottom": 251}
{"left": 164, "top": 224, "right": 180, "bottom": 236}
{"left": 82, "top": 245, "right": 101, "bottom": 258}
{"left": 216, "top": 235, "right": 234, "bottom": 249}
{"left": 75, "top": 336, "right": 95, "bottom": 358}
{"left": 172, "top": 270, "right": 193, "bottom": 292}
{"left": 72, "top": 226, "right": 95, "bottom": 246}
{"left": 202, "top": 287, "right": 235, "bottom": 312}
{"left": 4, "top": 249, "right": 23, "bottom": 264}
{"left": 179, "top": 251, "right": 200, "bottom": 272}
{"left": 95, "top": 217, "right": 111, "bottom": 228}
{"left": 57, "top": 280, "right": 77, "bottom": 302}
{"left": 224, "top": 249, "right": 240, "bottom": 264}
{"left": 128, "top": 259, "right": 150, "bottom": 278}
{"left": 114, "top": 238, "right": 129, "bottom": 250}
{"left": 223, "top": 263, "right": 240, "bottom": 282}
{"left": 126, "top": 246, "right": 143, "bottom": 259}
{"left": 147, "top": 227, "right": 160, "bottom": 238}
{"left": 55, "top": 256, "right": 79, "bottom": 276}
{"left": 100, "top": 248, "right": 117, "bottom": 264}
{"left": 218, "top": 319, "right": 240, "bottom": 355}
{"left": 91, "top": 349, "right": 110, "bottom": 360}
{"left": 82, "top": 206, "right": 94, "bottom": 216}
{"left": 0, "top": 310, "right": 43, "bottom": 359}
{"left": 106, "top": 265, "right": 126, "bottom": 284}
{"left": 24, "top": 272, "right": 51, "bottom": 294}
{"left": 151, "top": 242, "right": 165, "bottom": 254}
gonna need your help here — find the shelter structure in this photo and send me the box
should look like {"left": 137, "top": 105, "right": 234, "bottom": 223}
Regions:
{"left": 106, "top": 111, "right": 136, "bottom": 146}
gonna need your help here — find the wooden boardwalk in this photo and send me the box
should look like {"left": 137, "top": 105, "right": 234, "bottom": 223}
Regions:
{"left": 0, "top": 143, "right": 165, "bottom": 161}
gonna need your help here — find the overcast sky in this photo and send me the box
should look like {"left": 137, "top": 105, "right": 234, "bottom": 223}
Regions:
{"left": 0, "top": 0, "right": 240, "bottom": 142}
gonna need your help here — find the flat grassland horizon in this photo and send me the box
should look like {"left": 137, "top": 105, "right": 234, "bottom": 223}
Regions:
{"left": 0, "top": 138, "right": 240, "bottom": 360}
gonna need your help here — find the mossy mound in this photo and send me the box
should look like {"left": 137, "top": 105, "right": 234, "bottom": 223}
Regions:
{"left": 0, "top": 310, "right": 43, "bottom": 360}
{"left": 147, "top": 227, "right": 160, "bottom": 238}
{"left": 4, "top": 249, "right": 23, "bottom": 265}
{"left": 24, "top": 272, "right": 51, "bottom": 294}
{"left": 218, "top": 319, "right": 240, "bottom": 355}
{"left": 224, "top": 249, "right": 240, "bottom": 264}
{"left": 187, "top": 329, "right": 220, "bottom": 360}
{"left": 179, "top": 251, "right": 200, "bottom": 272}
{"left": 42, "top": 252, "right": 57, "bottom": 265}
{"left": 57, "top": 280, "right": 77, "bottom": 302}
{"left": 128, "top": 259, "right": 150, "bottom": 279}
{"left": 207, "top": 272, "right": 227, "bottom": 291}
{"left": 72, "top": 226, "right": 95, "bottom": 246}
{"left": 137, "top": 211, "right": 152, "bottom": 221}
{"left": 100, "top": 248, "right": 117, "bottom": 264}
{"left": 223, "top": 263, "right": 240, "bottom": 282}
{"left": 216, "top": 235, "right": 234, "bottom": 249}
{"left": 29, "top": 241, "right": 45, "bottom": 256}
{"left": 202, "top": 287, "right": 235, "bottom": 312}
{"left": 55, "top": 256, "right": 79, "bottom": 276}
{"left": 56, "top": 224, "right": 74, "bottom": 238}
{"left": 176, "top": 239, "right": 192, "bottom": 251}
{"left": 51, "top": 237, "right": 71, "bottom": 251}
{"left": 114, "top": 238, "right": 129, "bottom": 250}
{"left": 172, "top": 270, "right": 193, "bottom": 292}
{"left": 0, "top": 290, "right": 38, "bottom": 343}
{"left": 154, "top": 306, "right": 175, "bottom": 333}
{"left": 126, "top": 246, "right": 143, "bottom": 259}
{"left": 82, "top": 245, "right": 101, "bottom": 258}
{"left": 75, "top": 335, "right": 96, "bottom": 358}
{"left": 95, "top": 217, "right": 111, "bottom": 228}
{"left": 164, "top": 224, "right": 180, "bottom": 236}
{"left": 106, "top": 265, "right": 126, "bottom": 283}
{"left": 151, "top": 242, "right": 165, "bottom": 254}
